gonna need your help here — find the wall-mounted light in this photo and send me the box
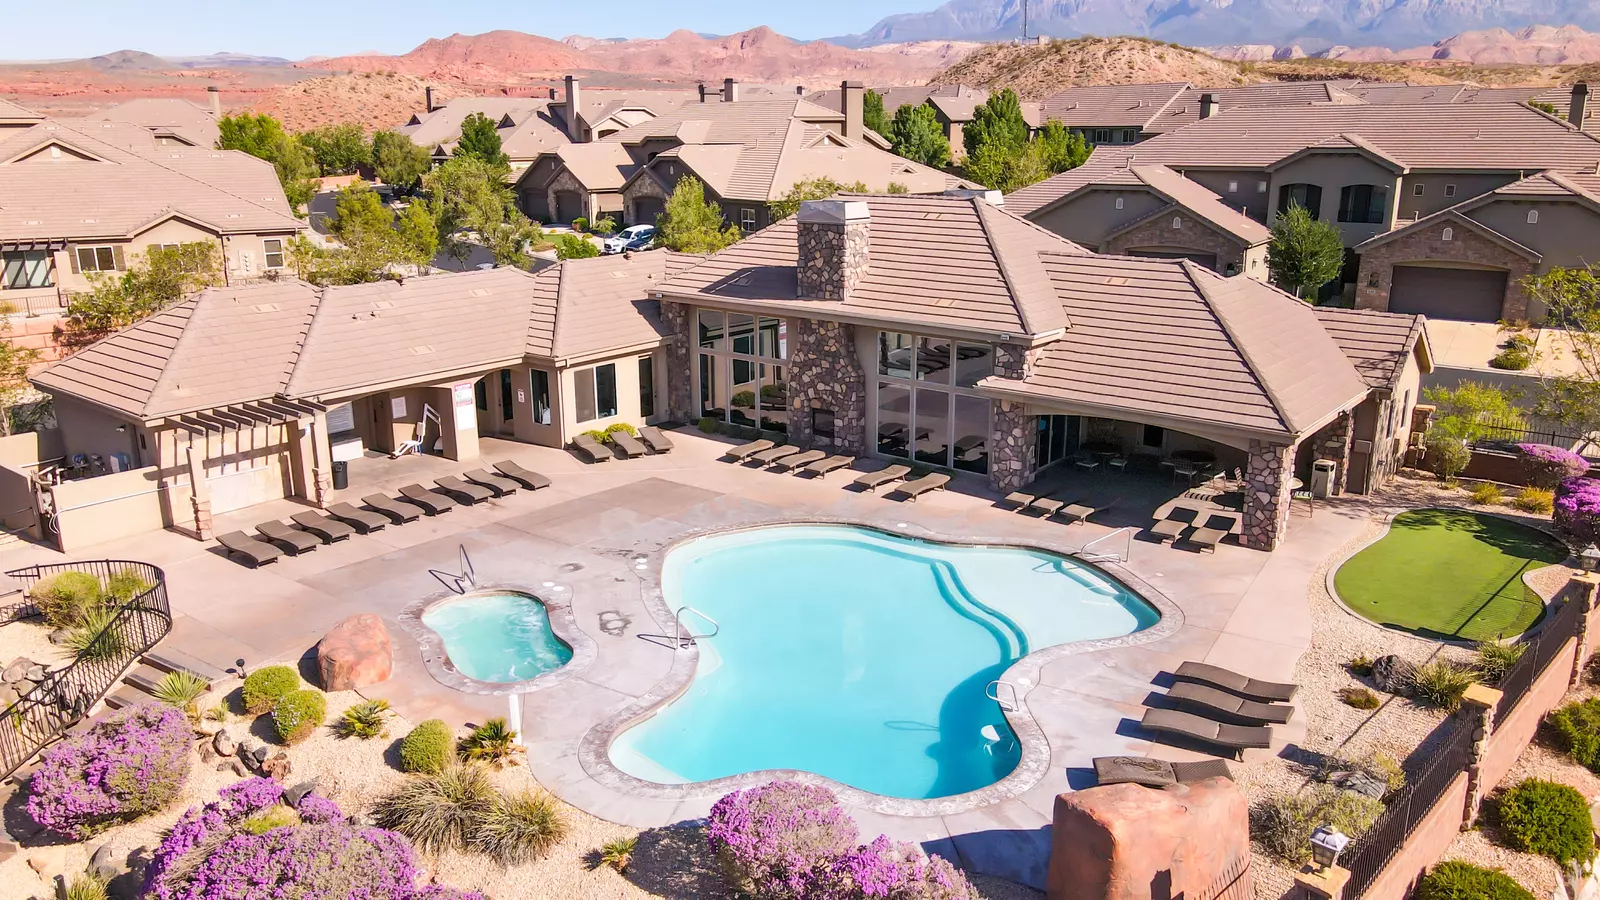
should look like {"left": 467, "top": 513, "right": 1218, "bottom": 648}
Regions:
{"left": 1581, "top": 544, "right": 1600, "bottom": 572}
{"left": 115, "top": 425, "right": 127, "bottom": 433}
{"left": 1309, "top": 825, "right": 1350, "bottom": 871}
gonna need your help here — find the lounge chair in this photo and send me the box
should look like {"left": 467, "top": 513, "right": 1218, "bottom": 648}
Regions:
{"left": 399, "top": 484, "right": 458, "bottom": 515}
{"left": 217, "top": 531, "right": 283, "bottom": 567}
{"left": 1058, "top": 498, "right": 1116, "bottom": 524}
{"left": 1165, "top": 682, "right": 1294, "bottom": 726}
{"left": 611, "top": 431, "right": 648, "bottom": 458}
{"left": 1174, "top": 661, "right": 1298, "bottom": 703}
{"left": 326, "top": 502, "right": 389, "bottom": 534}
{"left": 254, "top": 520, "right": 320, "bottom": 555}
{"left": 748, "top": 444, "right": 801, "bottom": 466}
{"left": 1149, "top": 519, "right": 1187, "bottom": 544}
{"left": 1029, "top": 494, "right": 1072, "bottom": 517}
{"left": 362, "top": 494, "right": 421, "bottom": 524}
{"left": 890, "top": 472, "right": 950, "bottom": 502}
{"left": 773, "top": 449, "right": 825, "bottom": 472}
{"left": 854, "top": 465, "right": 911, "bottom": 493}
{"left": 290, "top": 511, "right": 355, "bottom": 543}
{"left": 572, "top": 433, "right": 612, "bottom": 463}
{"left": 434, "top": 476, "right": 493, "bottom": 505}
{"left": 1092, "top": 756, "right": 1233, "bottom": 788}
{"left": 1001, "top": 491, "right": 1038, "bottom": 511}
{"left": 493, "top": 460, "right": 551, "bottom": 490}
{"left": 800, "top": 455, "right": 854, "bottom": 477}
{"left": 724, "top": 438, "right": 773, "bottom": 461}
{"left": 639, "top": 426, "right": 675, "bottom": 453}
{"left": 1186, "top": 527, "right": 1228, "bottom": 553}
{"left": 1139, "top": 708, "right": 1272, "bottom": 760}
{"left": 463, "top": 468, "right": 519, "bottom": 497}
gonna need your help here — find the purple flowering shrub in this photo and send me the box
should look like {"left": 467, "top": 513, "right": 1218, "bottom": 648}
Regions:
{"left": 706, "top": 783, "right": 976, "bottom": 900}
{"left": 27, "top": 703, "right": 192, "bottom": 839}
{"left": 1556, "top": 477, "right": 1600, "bottom": 544}
{"left": 1519, "top": 444, "right": 1592, "bottom": 489}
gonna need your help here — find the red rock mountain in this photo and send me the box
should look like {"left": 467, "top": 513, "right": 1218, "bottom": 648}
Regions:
{"left": 305, "top": 31, "right": 602, "bottom": 80}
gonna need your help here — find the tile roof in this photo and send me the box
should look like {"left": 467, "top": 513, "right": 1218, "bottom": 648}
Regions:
{"left": 1090, "top": 164, "right": 1270, "bottom": 245}
{"left": 530, "top": 251, "right": 701, "bottom": 361}
{"left": 1003, "top": 147, "right": 1138, "bottom": 216}
{"left": 1142, "top": 82, "right": 1365, "bottom": 134}
{"left": 1311, "top": 307, "right": 1429, "bottom": 389}
{"left": 1038, "top": 83, "right": 1190, "bottom": 129}
{"left": 601, "top": 98, "right": 845, "bottom": 146}
{"left": 0, "top": 98, "right": 43, "bottom": 123}
{"left": 544, "top": 142, "right": 637, "bottom": 191}
{"left": 81, "top": 98, "right": 220, "bottom": 148}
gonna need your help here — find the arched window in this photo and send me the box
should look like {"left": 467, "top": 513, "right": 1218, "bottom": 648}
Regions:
{"left": 1337, "top": 184, "right": 1390, "bottom": 224}
{"left": 1171, "top": 217, "right": 1182, "bottom": 229}
{"left": 1527, "top": 209, "right": 1540, "bottom": 224}
{"left": 1442, "top": 227, "right": 1454, "bottom": 241}
{"left": 1114, "top": 196, "right": 1124, "bottom": 210}
{"left": 1277, "top": 183, "right": 1322, "bottom": 217}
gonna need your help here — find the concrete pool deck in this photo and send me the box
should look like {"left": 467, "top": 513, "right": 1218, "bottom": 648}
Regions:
{"left": 0, "top": 429, "right": 1376, "bottom": 890}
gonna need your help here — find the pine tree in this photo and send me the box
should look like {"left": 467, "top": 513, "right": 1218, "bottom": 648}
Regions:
{"left": 887, "top": 102, "right": 951, "bottom": 168}
{"left": 863, "top": 90, "right": 888, "bottom": 136}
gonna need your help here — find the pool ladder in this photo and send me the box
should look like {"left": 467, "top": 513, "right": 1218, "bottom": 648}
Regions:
{"left": 1076, "top": 527, "right": 1134, "bottom": 564}
{"left": 673, "top": 605, "right": 720, "bottom": 650}
{"left": 986, "top": 680, "right": 1021, "bottom": 712}
{"left": 431, "top": 544, "right": 478, "bottom": 594}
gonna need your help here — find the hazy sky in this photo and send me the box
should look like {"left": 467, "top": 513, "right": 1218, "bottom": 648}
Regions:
{"left": 4, "top": 0, "right": 933, "bottom": 60}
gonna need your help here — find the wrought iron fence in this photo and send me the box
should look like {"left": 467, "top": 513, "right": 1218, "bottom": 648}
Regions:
{"left": 1470, "top": 418, "right": 1586, "bottom": 453}
{"left": 0, "top": 560, "right": 169, "bottom": 780}
{"left": 1496, "top": 594, "right": 1582, "bottom": 721}
{"left": 1344, "top": 722, "right": 1474, "bottom": 898}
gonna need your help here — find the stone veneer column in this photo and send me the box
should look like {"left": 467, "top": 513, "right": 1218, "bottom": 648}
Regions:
{"left": 659, "top": 299, "right": 695, "bottom": 423}
{"left": 787, "top": 317, "right": 868, "bottom": 454}
{"left": 796, "top": 200, "right": 870, "bottom": 300}
{"left": 1311, "top": 411, "right": 1354, "bottom": 495}
{"left": 1243, "top": 440, "right": 1296, "bottom": 551}
{"left": 1459, "top": 683, "right": 1503, "bottom": 828}
{"left": 987, "top": 344, "right": 1042, "bottom": 494}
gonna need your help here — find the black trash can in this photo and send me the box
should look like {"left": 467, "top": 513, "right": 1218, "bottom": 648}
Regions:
{"left": 331, "top": 460, "right": 349, "bottom": 491}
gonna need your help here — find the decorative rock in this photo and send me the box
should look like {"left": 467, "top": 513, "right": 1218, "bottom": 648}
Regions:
{"left": 1372, "top": 655, "right": 1415, "bottom": 694}
{"left": 251, "top": 744, "right": 271, "bottom": 764}
{"left": 0, "top": 685, "right": 17, "bottom": 708}
{"left": 199, "top": 744, "right": 215, "bottom": 764}
{"left": 316, "top": 614, "right": 393, "bottom": 691}
{"left": 197, "top": 718, "right": 223, "bottom": 737}
{"left": 89, "top": 842, "right": 121, "bottom": 882}
{"left": 213, "top": 731, "right": 236, "bottom": 758}
{"left": 2, "top": 658, "right": 29, "bottom": 683}
{"left": 284, "top": 778, "right": 320, "bottom": 807}
{"left": 47, "top": 629, "right": 69, "bottom": 646}
{"left": 215, "top": 762, "right": 234, "bottom": 773}
{"left": 230, "top": 759, "right": 247, "bottom": 777}
{"left": 26, "top": 844, "right": 63, "bottom": 875}
{"left": 260, "top": 752, "right": 292, "bottom": 781}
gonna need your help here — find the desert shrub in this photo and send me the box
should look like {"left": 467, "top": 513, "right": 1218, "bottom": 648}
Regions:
{"left": 470, "top": 788, "right": 567, "bottom": 864}
{"left": 571, "top": 216, "right": 588, "bottom": 233}
{"left": 241, "top": 665, "right": 299, "bottom": 714}
{"left": 103, "top": 568, "right": 153, "bottom": 604}
{"left": 1548, "top": 698, "right": 1600, "bottom": 773}
{"left": 33, "top": 571, "right": 107, "bottom": 628}
{"left": 1495, "top": 778, "right": 1594, "bottom": 862}
{"left": 26, "top": 704, "right": 192, "bottom": 839}
{"left": 1426, "top": 428, "right": 1472, "bottom": 481}
{"left": 582, "top": 427, "right": 612, "bottom": 444}
{"left": 1518, "top": 443, "right": 1590, "bottom": 489}
{"left": 1471, "top": 483, "right": 1505, "bottom": 505}
{"left": 271, "top": 689, "right": 326, "bottom": 745}
{"left": 1473, "top": 640, "right": 1527, "bottom": 684}
{"left": 1409, "top": 658, "right": 1477, "bottom": 712}
{"left": 64, "top": 874, "right": 108, "bottom": 900}
{"left": 339, "top": 698, "right": 391, "bottom": 739}
{"left": 835, "top": 835, "right": 979, "bottom": 898}
{"left": 697, "top": 416, "right": 718, "bottom": 434}
{"left": 707, "top": 782, "right": 861, "bottom": 898}
{"left": 238, "top": 803, "right": 300, "bottom": 835}
{"left": 1340, "top": 687, "right": 1380, "bottom": 710}
{"left": 1250, "top": 785, "right": 1385, "bottom": 865}
{"left": 373, "top": 763, "right": 496, "bottom": 854}
{"left": 203, "top": 704, "right": 228, "bottom": 725}
{"left": 152, "top": 670, "right": 209, "bottom": 717}
{"left": 599, "top": 835, "right": 637, "bottom": 873}
{"left": 65, "top": 605, "right": 126, "bottom": 661}
{"left": 459, "top": 717, "right": 519, "bottom": 764}
{"left": 1415, "top": 861, "right": 1535, "bottom": 900}
{"left": 1513, "top": 487, "right": 1555, "bottom": 515}
{"left": 1490, "top": 341, "right": 1536, "bottom": 370}
{"left": 1347, "top": 654, "right": 1374, "bottom": 676}
{"left": 592, "top": 216, "right": 616, "bottom": 234}
{"left": 604, "top": 422, "right": 638, "bottom": 439}
{"left": 295, "top": 793, "right": 343, "bottom": 825}
{"left": 1362, "top": 752, "right": 1407, "bottom": 794}
{"left": 1555, "top": 477, "right": 1600, "bottom": 544}
{"left": 400, "top": 719, "right": 455, "bottom": 774}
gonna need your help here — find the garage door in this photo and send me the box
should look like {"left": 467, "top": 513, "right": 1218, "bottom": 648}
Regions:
{"left": 1127, "top": 248, "right": 1219, "bottom": 271}
{"left": 633, "top": 197, "right": 665, "bottom": 227}
{"left": 1389, "top": 266, "right": 1506, "bottom": 322}
{"left": 554, "top": 192, "right": 581, "bottom": 224}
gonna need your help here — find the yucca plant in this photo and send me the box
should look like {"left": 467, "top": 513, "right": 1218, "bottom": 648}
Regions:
{"left": 1410, "top": 658, "right": 1477, "bottom": 712}
{"left": 599, "top": 835, "right": 637, "bottom": 873}
{"left": 203, "top": 704, "right": 229, "bottom": 724}
{"left": 338, "top": 699, "right": 391, "bottom": 739}
{"left": 65, "top": 606, "right": 125, "bottom": 662}
{"left": 1473, "top": 640, "right": 1527, "bottom": 685}
{"left": 458, "top": 717, "right": 521, "bottom": 765}
{"left": 64, "top": 873, "right": 108, "bottom": 900}
{"left": 151, "top": 670, "right": 209, "bottom": 717}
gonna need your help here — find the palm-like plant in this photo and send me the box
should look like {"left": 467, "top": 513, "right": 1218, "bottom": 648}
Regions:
{"left": 458, "top": 717, "right": 521, "bottom": 765}
{"left": 151, "top": 670, "right": 209, "bottom": 717}
{"left": 599, "top": 835, "right": 637, "bottom": 873}
{"left": 64, "top": 607, "right": 124, "bottom": 662}
{"left": 338, "top": 699, "right": 391, "bottom": 739}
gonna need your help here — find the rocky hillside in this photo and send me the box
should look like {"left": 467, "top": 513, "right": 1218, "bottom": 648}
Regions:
{"left": 1212, "top": 25, "right": 1600, "bottom": 65}
{"left": 929, "top": 37, "right": 1265, "bottom": 98}
{"left": 250, "top": 72, "right": 464, "bottom": 132}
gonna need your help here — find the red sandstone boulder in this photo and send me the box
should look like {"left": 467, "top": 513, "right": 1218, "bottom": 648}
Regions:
{"left": 316, "top": 614, "right": 392, "bottom": 692}
{"left": 1047, "top": 777, "right": 1251, "bottom": 900}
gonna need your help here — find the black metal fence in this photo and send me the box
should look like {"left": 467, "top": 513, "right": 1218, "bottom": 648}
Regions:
{"left": 1470, "top": 417, "right": 1586, "bottom": 453}
{"left": 0, "top": 560, "right": 169, "bottom": 780}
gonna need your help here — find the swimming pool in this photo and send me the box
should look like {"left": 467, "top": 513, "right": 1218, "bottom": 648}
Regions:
{"left": 421, "top": 591, "right": 574, "bottom": 684}
{"left": 608, "top": 524, "right": 1159, "bottom": 800}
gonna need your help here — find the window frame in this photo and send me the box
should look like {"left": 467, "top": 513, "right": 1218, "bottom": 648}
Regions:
{"left": 76, "top": 245, "right": 119, "bottom": 273}
{"left": 1276, "top": 183, "right": 1323, "bottom": 218}
{"left": 529, "top": 369, "right": 552, "bottom": 426}
{"left": 1336, "top": 184, "right": 1389, "bottom": 225}
{"left": 739, "top": 208, "right": 757, "bottom": 232}
{"left": 1, "top": 249, "right": 52, "bottom": 289}
{"left": 262, "top": 238, "right": 286, "bottom": 270}
{"left": 1443, "top": 184, "right": 1457, "bottom": 198}
{"left": 872, "top": 329, "right": 993, "bottom": 473}
{"left": 637, "top": 355, "right": 655, "bottom": 418}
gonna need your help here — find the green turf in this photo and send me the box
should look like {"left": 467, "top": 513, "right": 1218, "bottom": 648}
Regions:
{"left": 1333, "top": 509, "right": 1568, "bottom": 642}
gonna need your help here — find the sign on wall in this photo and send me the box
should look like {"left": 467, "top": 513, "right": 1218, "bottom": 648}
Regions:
{"left": 391, "top": 396, "right": 407, "bottom": 419}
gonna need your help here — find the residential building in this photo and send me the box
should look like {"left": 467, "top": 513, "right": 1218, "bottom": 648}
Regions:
{"left": 79, "top": 94, "right": 223, "bottom": 148}
{"left": 1035, "top": 81, "right": 1362, "bottom": 146}
{"left": 805, "top": 84, "right": 1043, "bottom": 161}
{"left": 0, "top": 99, "right": 44, "bottom": 133}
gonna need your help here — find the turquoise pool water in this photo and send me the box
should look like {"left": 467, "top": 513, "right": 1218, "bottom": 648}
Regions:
{"left": 608, "top": 525, "right": 1158, "bottom": 800}
{"left": 422, "top": 591, "right": 573, "bottom": 683}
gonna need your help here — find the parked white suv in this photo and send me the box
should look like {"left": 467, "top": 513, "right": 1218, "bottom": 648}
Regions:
{"left": 602, "top": 225, "right": 657, "bottom": 254}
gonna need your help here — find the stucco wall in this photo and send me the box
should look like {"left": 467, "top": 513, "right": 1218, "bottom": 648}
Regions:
{"left": 1267, "top": 152, "right": 1400, "bottom": 246}
{"left": 560, "top": 350, "right": 662, "bottom": 443}
{"left": 54, "top": 396, "right": 139, "bottom": 466}
{"left": 1180, "top": 170, "right": 1271, "bottom": 222}
{"left": 1398, "top": 173, "right": 1519, "bottom": 221}
{"left": 48, "top": 465, "right": 166, "bottom": 551}
{"left": 1029, "top": 189, "right": 1166, "bottom": 249}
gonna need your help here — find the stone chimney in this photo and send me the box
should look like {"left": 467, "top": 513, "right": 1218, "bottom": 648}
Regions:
{"left": 1571, "top": 83, "right": 1589, "bottom": 128}
{"left": 723, "top": 78, "right": 740, "bottom": 103}
{"left": 797, "top": 200, "right": 870, "bottom": 301}
{"left": 698, "top": 83, "right": 709, "bottom": 103}
{"left": 841, "top": 81, "right": 865, "bottom": 140}
{"left": 207, "top": 85, "right": 222, "bottom": 118}
{"left": 1199, "top": 92, "right": 1219, "bottom": 119}
{"left": 565, "top": 75, "right": 586, "bottom": 142}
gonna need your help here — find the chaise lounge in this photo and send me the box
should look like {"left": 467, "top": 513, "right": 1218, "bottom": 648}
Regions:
{"left": 434, "top": 476, "right": 493, "bottom": 505}
{"left": 217, "top": 531, "right": 284, "bottom": 567}
{"left": 1174, "top": 661, "right": 1298, "bottom": 703}
{"left": 1166, "top": 682, "right": 1295, "bottom": 726}
{"left": 799, "top": 455, "right": 854, "bottom": 477}
{"left": 853, "top": 465, "right": 911, "bottom": 493}
{"left": 772, "top": 449, "right": 825, "bottom": 472}
{"left": 1149, "top": 518, "right": 1188, "bottom": 543}
{"left": 639, "top": 426, "right": 674, "bottom": 453}
{"left": 363, "top": 494, "right": 422, "bottom": 524}
{"left": 463, "top": 468, "right": 519, "bottom": 497}
{"left": 1092, "top": 755, "right": 1233, "bottom": 788}
{"left": 326, "top": 502, "right": 389, "bottom": 534}
{"left": 399, "top": 484, "right": 458, "bottom": 515}
{"left": 890, "top": 472, "right": 950, "bottom": 502}
{"left": 1002, "top": 491, "right": 1038, "bottom": 511}
{"left": 493, "top": 460, "right": 551, "bottom": 490}
{"left": 724, "top": 439, "right": 773, "bottom": 461}
{"left": 610, "top": 430, "right": 649, "bottom": 458}
{"left": 255, "top": 520, "right": 320, "bottom": 555}
{"left": 1139, "top": 708, "right": 1273, "bottom": 760}
{"left": 1186, "top": 527, "right": 1228, "bottom": 553}
{"left": 291, "top": 511, "right": 355, "bottom": 543}
{"left": 748, "top": 444, "right": 800, "bottom": 466}
{"left": 572, "top": 433, "right": 612, "bottom": 463}
{"left": 1058, "top": 498, "right": 1116, "bottom": 524}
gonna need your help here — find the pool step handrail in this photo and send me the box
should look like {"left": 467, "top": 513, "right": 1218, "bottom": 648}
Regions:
{"left": 673, "top": 605, "right": 720, "bottom": 649}
{"left": 986, "top": 679, "right": 1021, "bottom": 712}
{"left": 429, "top": 544, "right": 477, "bottom": 594}
{"left": 459, "top": 544, "right": 476, "bottom": 590}
{"left": 1077, "top": 527, "right": 1134, "bottom": 564}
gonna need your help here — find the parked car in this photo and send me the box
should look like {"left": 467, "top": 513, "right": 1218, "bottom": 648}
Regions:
{"left": 603, "top": 225, "right": 657, "bottom": 254}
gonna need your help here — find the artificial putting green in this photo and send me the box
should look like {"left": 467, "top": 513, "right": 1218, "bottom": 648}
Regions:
{"left": 1333, "top": 508, "right": 1568, "bottom": 642}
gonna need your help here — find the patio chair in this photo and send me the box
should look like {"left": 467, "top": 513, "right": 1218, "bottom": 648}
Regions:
{"left": 1092, "top": 756, "right": 1233, "bottom": 788}
{"left": 1149, "top": 518, "right": 1187, "bottom": 544}
{"left": 1107, "top": 456, "right": 1128, "bottom": 474}
{"left": 326, "top": 502, "right": 390, "bottom": 534}
{"left": 639, "top": 426, "right": 675, "bottom": 453}
{"left": 748, "top": 444, "right": 801, "bottom": 466}
{"left": 362, "top": 494, "right": 421, "bottom": 524}
{"left": 773, "top": 449, "right": 826, "bottom": 472}
{"left": 572, "top": 433, "right": 612, "bottom": 463}
{"left": 493, "top": 460, "right": 551, "bottom": 490}
{"left": 255, "top": 520, "right": 320, "bottom": 555}
{"left": 216, "top": 531, "right": 283, "bottom": 567}
{"left": 1058, "top": 498, "right": 1117, "bottom": 524}
{"left": 1001, "top": 491, "right": 1038, "bottom": 511}
{"left": 853, "top": 465, "right": 911, "bottom": 493}
{"left": 724, "top": 438, "right": 773, "bottom": 461}
{"left": 1074, "top": 455, "right": 1101, "bottom": 472}
{"left": 1029, "top": 494, "right": 1073, "bottom": 517}
{"left": 399, "top": 484, "right": 459, "bottom": 514}
{"left": 611, "top": 431, "right": 649, "bottom": 458}
{"left": 1139, "top": 708, "right": 1272, "bottom": 760}
{"left": 799, "top": 455, "right": 854, "bottom": 478}
{"left": 463, "top": 468, "right": 519, "bottom": 497}
{"left": 290, "top": 511, "right": 355, "bottom": 543}
{"left": 1186, "top": 527, "right": 1228, "bottom": 553}
{"left": 1174, "top": 661, "right": 1298, "bottom": 703}
{"left": 1165, "top": 682, "right": 1294, "bottom": 726}
{"left": 890, "top": 472, "right": 950, "bottom": 502}
{"left": 434, "top": 476, "right": 493, "bottom": 505}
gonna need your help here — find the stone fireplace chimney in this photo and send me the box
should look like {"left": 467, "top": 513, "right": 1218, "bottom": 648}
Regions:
{"left": 1571, "top": 83, "right": 1589, "bottom": 129}
{"left": 840, "top": 80, "right": 865, "bottom": 139}
{"left": 1199, "top": 92, "right": 1219, "bottom": 119}
{"left": 797, "top": 200, "right": 870, "bottom": 300}
{"left": 565, "top": 75, "right": 586, "bottom": 142}
{"left": 424, "top": 86, "right": 435, "bottom": 113}
{"left": 723, "top": 78, "right": 740, "bottom": 103}
{"left": 207, "top": 85, "right": 222, "bottom": 118}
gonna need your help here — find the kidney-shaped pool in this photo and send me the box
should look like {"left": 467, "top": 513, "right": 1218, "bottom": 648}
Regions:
{"left": 608, "top": 524, "right": 1159, "bottom": 800}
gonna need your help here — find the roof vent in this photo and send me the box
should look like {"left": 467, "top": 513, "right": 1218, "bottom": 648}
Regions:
{"left": 469, "top": 288, "right": 492, "bottom": 297}
{"left": 1107, "top": 276, "right": 1130, "bottom": 286}
{"left": 22, "top": 220, "right": 39, "bottom": 225}
{"left": 610, "top": 271, "right": 628, "bottom": 278}
{"left": 227, "top": 213, "right": 241, "bottom": 218}
{"left": 81, "top": 218, "right": 96, "bottom": 223}
{"left": 933, "top": 297, "right": 955, "bottom": 307}
{"left": 371, "top": 300, "right": 395, "bottom": 310}
{"left": 409, "top": 345, "right": 435, "bottom": 355}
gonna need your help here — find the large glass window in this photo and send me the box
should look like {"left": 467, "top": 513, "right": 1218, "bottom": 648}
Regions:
{"left": 954, "top": 343, "right": 992, "bottom": 388}
{"left": 595, "top": 364, "right": 617, "bottom": 419}
{"left": 873, "top": 330, "right": 992, "bottom": 474}
{"left": 878, "top": 332, "right": 913, "bottom": 378}
{"left": 697, "top": 307, "right": 788, "bottom": 432}
{"left": 530, "top": 369, "right": 551, "bottom": 425}
{"left": 576, "top": 371, "right": 596, "bottom": 423}
{"left": 760, "top": 363, "right": 787, "bottom": 433}
{"left": 638, "top": 356, "right": 655, "bottom": 418}
{"left": 915, "top": 337, "right": 952, "bottom": 384}
{"left": 1036, "top": 415, "right": 1081, "bottom": 468}
{"left": 697, "top": 309, "right": 724, "bottom": 350}
{"left": 953, "top": 396, "right": 990, "bottom": 474}
{"left": 1337, "top": 184, "right": 1389, "bottom": 224}
{"left": 914, "top": 389, "right": 950, "bottom": 466}
{"left": 878, "top": 384, "right": 911, "bottom": 458}
{"left": 75, "top": 245, "right": 120, "bottom": 273}
{"left": 1276, "top": 183, "right": 1323, "bottom": 218}
{"left": 1, "top": 250, "right": 51, "bottom": 289}
{"left": 499, "top": 369, "right": 513, "bottom": 422}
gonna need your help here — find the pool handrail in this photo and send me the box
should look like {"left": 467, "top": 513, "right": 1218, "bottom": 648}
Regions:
{"left": 986, "top": 679, "right": 1020, "bottom": 712}
{"left": 1077, "top": 527, "right": 1134, "bottom": 564}
{"left": 673, "top": 605, "right": 720, "bottom": 649}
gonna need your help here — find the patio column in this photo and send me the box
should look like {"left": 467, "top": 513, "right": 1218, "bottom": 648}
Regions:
{"left": 789, "top": 317, "right": 867, "bottom": 454}
{"left": 1243, "top": 439, "right": 1296, "bottom": 551}
{"left": 287, "top": 413, "right": 331, "bottom": 507}
{"left": 185, "top": 443, "right": 213, "bottom": 540}
{"left": 990, "top": 399, "right": 1037, "bottom": 493}
{"left": 660, "top": 300, "right": 696, "bottom": 423}
{"left": 432, "top": 382, "right": 481, "bottom": 462}
{"left": 1312, "top": 410, "right": 1354, "bottom": 495}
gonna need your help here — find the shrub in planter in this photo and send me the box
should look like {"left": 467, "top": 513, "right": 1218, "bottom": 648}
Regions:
{"left": 1250, "top": 785, "right": 1384, "bottom": 865}
{"left": 103, "top": 568, "right": 153, "bottom": 604}
{"left": 1474, "top": 640, "right": 1527, "bottom": 684}
{"left": 1555, "top": 476, "right": 1600, "bottom": 544}
{"left": 1415, "top": 861, "right": 1534, "bottom": 900}
{"left": 697, "top": 416, "right": 719, "bottom": 434}
{"left": 706, "top": 782, "right": 860, "bottom": 899}
{"left": 32, "top": 570, "right": 106, "bottom": 628}
{"left": 1549, "top": 698, "right": 1600, "bottom": 773}
{"left": 1517, "top": 443, "right": 1590, "bottom": 490}
{"left": 400, "top": 719, "right": 455, "bottom": 774}
{"left": 1495, "top": 778, "right": 1594, "bottom": 862}
{"left": 271, "top": 689, "right": 326, "bottom": 745}
{"left": 26, "top": 703, "right": 192, "bottom": 839}
{"left": 604, "top": 422, "right": 638, "bottom": 439}
{"left": 1513, "top": 487, "right": 1555, "bottom": 515}
{"left": 241, "top": 665, "right": 299, "bottom": 714}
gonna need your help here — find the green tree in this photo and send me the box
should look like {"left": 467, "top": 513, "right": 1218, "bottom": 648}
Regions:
{"left": 217, "top": 113, "right": 318, "bottom": 211}
{"left": 371, "top": 130, "right": 433, "bottom": 192}
{"left": 422, "top": 157, "right": 540, "bottom": 267}
{"left": 1033, "top": 121, "right": 1090, "bottom": 175}
{"left": 65, "top": 243, "right": 222, "bottom": 340}
{"left": 863, "top": 89, "right": 888, "bottom": 136}
{"left": 298, "top": 123, "right": 371, "bottom": 176}
{"left": 292, "top": 183, "right": 440, "bottom": 284}
{"left": 963, "top": 88, "right": 1029, "bottom": 162}
{"left": 453, "top": 112, "right": 507, "bottom": 166}
{"left": 657, "top": 176, "right": 742, "bottom": 253}
{"left": 555, "top": 233, "right": 600, "bottom": 260}
{"left": 0, "top": 303, "right": 39, "bottom": 435}
{"left": 964, "top": 138, "right": 1053, "bottom": 193}
{"left": 769, "top": 177, "right": 870, "bottom": 221}
{"left": 1266, "top": 204, "right": 1345, "bottom": 300}
{"left": 887, "top": 102, "right": 950, "bottom": 168}
{"left": 1523, "top": 265, "right": 1600, "bottom": 434}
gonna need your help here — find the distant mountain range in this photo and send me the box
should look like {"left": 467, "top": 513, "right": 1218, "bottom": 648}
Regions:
{"left": 828, "top": 0, "right": 1600, "bottom": 52}
{"left": 86, "top": 49, "right": 296, "bottom": 70}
